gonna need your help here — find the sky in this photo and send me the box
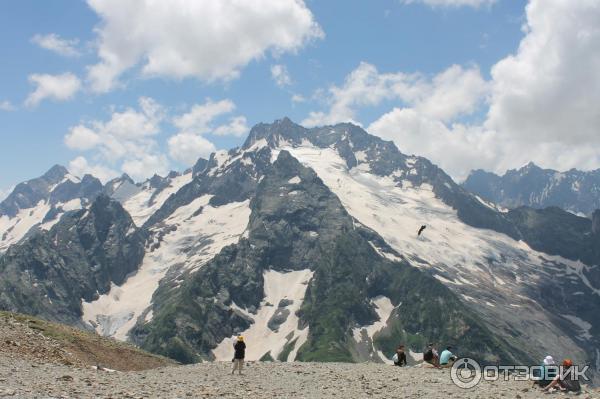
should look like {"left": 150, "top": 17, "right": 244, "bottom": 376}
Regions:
{"left": 1, "top": 0, "right": 599, "bottom": 199}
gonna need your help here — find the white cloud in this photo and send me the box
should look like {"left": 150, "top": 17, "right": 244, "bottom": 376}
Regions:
{"left": 400, "top": 0, "right": 497, "bottom": 8}
{"left": 315, "top": 1, "right": 600, "bottom": 180}
{"left": 64, "top": 97, "right": 168, "bottom": 181}
{"left": 271, "top": 64, "right": 292, "bottom": 87}
{"left": 68, "top": 156, "right": 119, "bottom": 183}
{"left": 25, "top": 73, "right": 81, "bottom": 107}
{"left": 303, "top": 62, "right": 487, "bottom": 127}
{"left": 168, "top": 133, "right": 217, "bottom": 166}
{"left": 65, "top": 97, "right": 248, "bottom": 177}
{"left": 122, "top": 153, "right": 170, "bottom": 180}
{"left": 291, "top": 94, "right": 306, "bottom": 103}
{"left": 173, "top": 99, "right": 235, "bottom": 133}
{"left": 31, "top": 33, "right": 80, "bottom": 57}
{"left": 167, "top": 98, "right": 248, "bottom": 165}
{"left": 486, "top": 0, "right": 600, "bottom": 147}
{"left": 369, "top": 108, "right": 499, "bottom": 180}
{"left": 0, "top": 100, "right": 16, "bottom": 111}
{"left": 64, "top": 126, "right": 101, "bottom": 151}
{"left": 213, "top": 116, "right": 249, "bottom": 137}
{"left": 86, "top": 0, "right": 323, "bottom": 92}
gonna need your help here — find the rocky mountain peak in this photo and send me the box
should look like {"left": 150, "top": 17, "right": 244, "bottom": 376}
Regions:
{"left": 42, "top": 165, "right": 69, "bottom": 183}
{"left": 242, "top": 117, "right": 307, "bottom": 149}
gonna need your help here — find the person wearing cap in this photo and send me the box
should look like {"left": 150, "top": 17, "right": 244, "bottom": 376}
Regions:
{"left": 534, "top": 355, "right": 557, "bottom": 388}
{"left": 543, "top": 359, "right": 581, "bottom": 393}
{"left": 439, "top": 346, "right": 457, "bottom": 368}
{"left": 231, "top": 336, "right": 246, "bottom": 375}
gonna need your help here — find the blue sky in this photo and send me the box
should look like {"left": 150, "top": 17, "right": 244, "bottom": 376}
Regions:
{"left": 2, "top": 0, "right": 599, "bottom": 196}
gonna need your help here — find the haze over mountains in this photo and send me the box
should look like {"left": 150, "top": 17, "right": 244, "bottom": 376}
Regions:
{"left": 0, "top": 119, "right": 598, "bottom": 381}
{"left": 464, "top": 163, "right": 600, "bottom": 217}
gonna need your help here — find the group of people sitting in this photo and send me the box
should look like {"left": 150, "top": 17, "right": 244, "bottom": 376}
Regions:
{"left": 391, "top": 344, "right": 582, "bottom": 393}
{"left": 392, "top": 343, "right": 456, "bottom": 368}
{"left": 534, "top": 355, "right": 581, "bottom": 393}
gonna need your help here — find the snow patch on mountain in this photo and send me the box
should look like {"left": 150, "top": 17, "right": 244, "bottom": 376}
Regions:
{"left": 0, "top": 200, "right": 51, "bottom": 252}
{"left": 274, "top": 144, "right": 597, "bottom": 365}
{"left": 120, "top": 172, "right": 193, "bottom": 227}
{"left": 287, "top": 176, "right": 301, "bottom": 185}
{"left": 352, "top": 296, "right": 396, "bottom": 364}
{"left": 82, "top": 195, "right": 251, "bottom": 341}
{"left": 212, "top": 269, "right": 313, "bottom": 362}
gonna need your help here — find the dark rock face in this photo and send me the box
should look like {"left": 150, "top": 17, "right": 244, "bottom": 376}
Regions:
{"left": 2, "top": 118, "right": 599, "bottom": 372}
{"left": 0, "top": 165, "right": 103, "bottom": 219}
{"left": 0, "top": 195, "right": 145, "bottom": 326}
{"left": 192, "top": 158, "right": 208, "bottom": 177}
{"left": 463, "top": 163, "right": 600, "bottom": 216}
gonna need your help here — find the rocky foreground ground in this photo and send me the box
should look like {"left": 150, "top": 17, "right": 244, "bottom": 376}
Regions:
{"left": 1, "top": 358, "right": 599, "bottom": 399}
{"left": 1, "top": 312, "right": 599, "bottom": 398}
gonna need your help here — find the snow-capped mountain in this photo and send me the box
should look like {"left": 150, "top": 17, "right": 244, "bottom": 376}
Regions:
{"left": 0, "top": 119, "right": 599, "bottom": 380}
{"left": 464, "top": 163, "right": 600, "bottom": 217}
{"left": 0, "top": 165, "right": 103, "bottom": 253}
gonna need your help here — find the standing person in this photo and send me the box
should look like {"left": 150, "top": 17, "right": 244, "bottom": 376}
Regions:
{"left": 231, "top": 336, "right": 246, "bottom": 375}
{"left": 393, "top": 345, "right": 407, "bottom": 367}
{"left": 439, "top": 346, "right": 457, "bottom": 367}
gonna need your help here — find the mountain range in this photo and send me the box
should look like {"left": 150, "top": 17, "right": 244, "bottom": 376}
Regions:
{"left": 0, "top": 118, "right": 598, "bottom": 380}
{"left": 464, "top": 163, "right": 600, "bottom": 217}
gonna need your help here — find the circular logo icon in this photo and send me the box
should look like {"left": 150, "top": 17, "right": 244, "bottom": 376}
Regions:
{"left": 450, "top": 358, "right": 482, "bottom": 389}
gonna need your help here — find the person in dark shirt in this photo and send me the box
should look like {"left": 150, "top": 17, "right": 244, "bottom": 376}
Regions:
{"left": 231, "top": 336, "right": 246, "bottom": 375}
{"left": 394, "top": 345, "right": 408, "bottom": 367}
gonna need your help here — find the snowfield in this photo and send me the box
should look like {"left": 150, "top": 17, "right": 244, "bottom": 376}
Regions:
{"left": 212, "top": 269, "right": 313, "bottom": 362}
{"left": 120, "top": 172, "right": 193, "bottom": 227}
{"left": 276, "top": 144, "right": 594, "bottom": 363}
{"left": 352, "top": 296, "right": 396, "bottom": 364}
{"left": 82, "top": 196, "right": 251, "bottom": 340}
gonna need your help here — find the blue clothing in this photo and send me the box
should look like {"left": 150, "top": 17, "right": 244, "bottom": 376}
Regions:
{"left": 440, "top": 349, "right": 454, "bottom": 365}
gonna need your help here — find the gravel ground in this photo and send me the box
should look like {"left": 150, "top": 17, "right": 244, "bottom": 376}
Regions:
{"left": 1, "top": 357, "right": 599, "bottom": 399}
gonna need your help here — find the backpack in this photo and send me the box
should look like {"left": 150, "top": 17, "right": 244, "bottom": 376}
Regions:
{"left": 423, "top": 349, "right": 434, "bottom": 362}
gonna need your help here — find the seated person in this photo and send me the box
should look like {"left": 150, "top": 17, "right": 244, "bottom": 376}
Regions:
{"left": 543, "top": 359, "right": 581, "bottom": 393}
{"left": 439, "top": 346, "right": 457, "bottom": 367}
{"left": 423, "top": 343, "right": 439, "bottom": 368}
{"left": 533, "top": 355, "right": 557, "bottom": 388}
{"left": 393, "top": 345, "right": 407, "bottom": 367}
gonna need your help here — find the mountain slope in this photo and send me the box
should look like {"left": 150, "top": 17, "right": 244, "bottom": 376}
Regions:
{"left": 464, "top": 163, "right": 600, "bottom": 216}
{"left": 131, "top": 150, "right": 522, "bottom": 365}
{"left": 0, "top": 195, "right": 145, "bottom": 326}
{"left": 0, "top": 165, "right": 103, "bottom": 252}
{"left": 243, "top": 119, "right": 599, "bottom": 370}
{"left": 0, "top": 119, "right": 598, "bottom": 377}
{"left": 0, "top": 311, "right": 174, "bottom": 371}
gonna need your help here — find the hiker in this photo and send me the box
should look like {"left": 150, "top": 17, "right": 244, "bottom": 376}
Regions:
{"left": 231, "top": 336, "right": 246, "bottom": 375}
{"left": 542, "top": 359, "right": 581, "bottom": 393}
{"left": 423, "top": 343, "right": 439, "bottom": 367}
{"left": 439, "top": 346, "right": 457, "bottom": 368}
{"left": 392, "top": 345, "right": 407, "bottom": 367}
{"left": 417, "top": 225, "right": 426, "bottom": 236}
{"left": 533, "top": 355, "right": 557, "bottom": 388}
